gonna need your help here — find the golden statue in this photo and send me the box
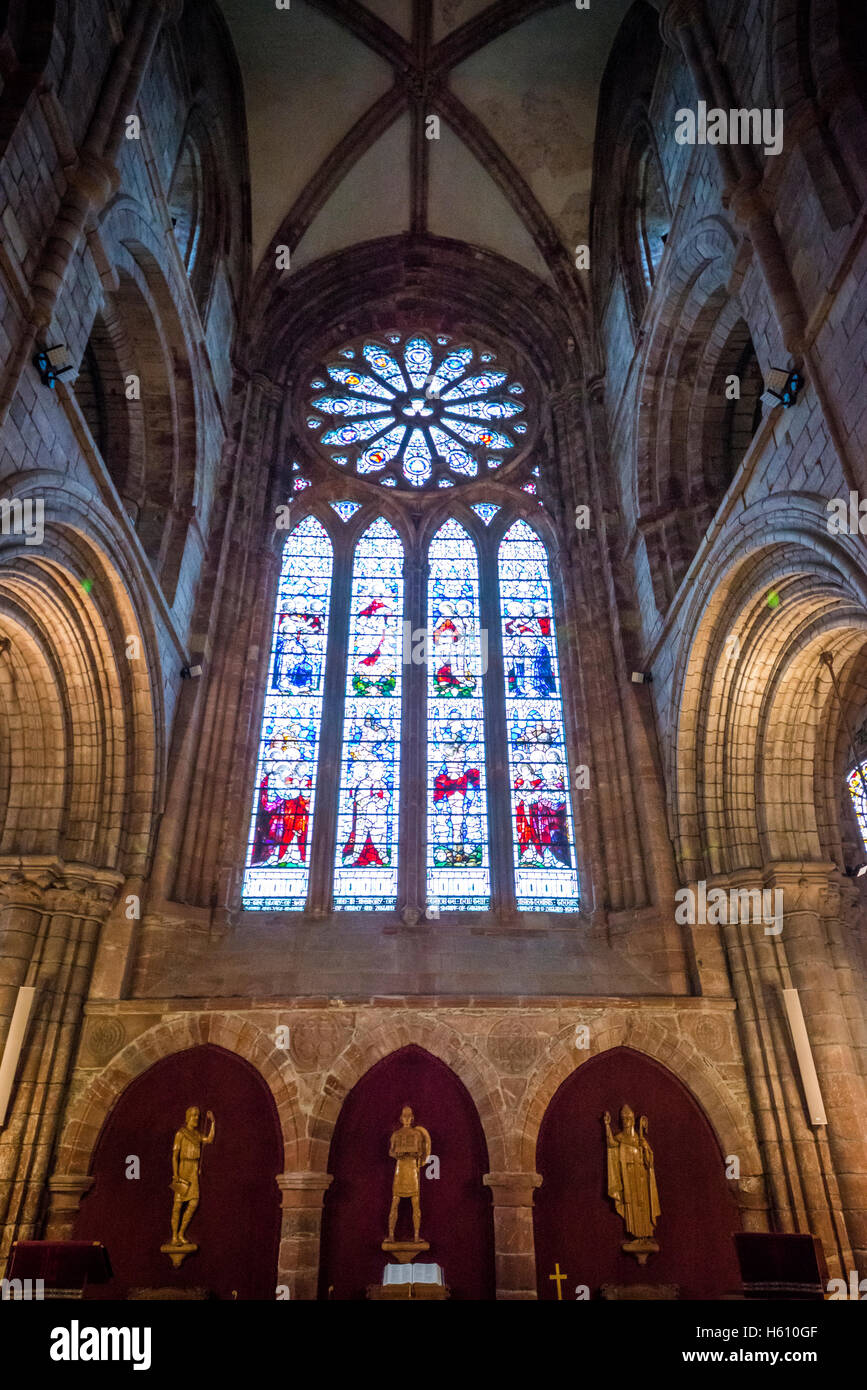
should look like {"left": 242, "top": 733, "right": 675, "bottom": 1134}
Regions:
{"left": 603, "top": 1105, "right": 661, "bottom": 1264}
{"left": 382, "top": 1104, "right": 431, "bottom": 1260}
{"left": 160, "top": 1105, "right": 215, "bottom": 1268}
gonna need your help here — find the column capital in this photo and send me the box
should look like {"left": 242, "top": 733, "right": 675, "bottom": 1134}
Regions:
{"left": 47, "top": 1173, "right": 95, "bottom": 1206}
{"left": 276, "top": 1171, "right": 333, "bottom": 1207}
{"left": 483, "top": 1172, "right": 542, "bottom": 1205}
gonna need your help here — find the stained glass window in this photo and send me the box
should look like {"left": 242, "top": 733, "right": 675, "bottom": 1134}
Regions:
{"left": 847, "top": 762, "right": 867, "bottom": 851}
{"left": 242, "top": 516, "right": 332, "bottom": 910}
{"left": 329, "top": 500, "right": 362, "bottom": 522}
{"left": 471, "top": 503, "right": 500, "bottom": 526}
{"left": 305, "top": 333, "right": 527, "bottom": 489}
{"left": 499, "top": 520, "right": 580, "bottom": 910}
{"left": 333, "top": 518, "right": 404, "bottom": 910}
{"left": 426, "top": 520, "right": 490, "bottom": 911}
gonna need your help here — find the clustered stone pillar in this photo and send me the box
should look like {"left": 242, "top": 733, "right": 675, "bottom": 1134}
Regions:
{"left": 275, "top": 1172, "right": 333, "bottom": 1300}
{"left": 483, "top": 1171, "right": 542, "bottom": 1300}
{"left": 0, "top": 861, "right": 121, "bottom": 1259}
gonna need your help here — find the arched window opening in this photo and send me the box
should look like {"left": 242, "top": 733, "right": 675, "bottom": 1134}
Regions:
{"left": 168, "top": 135, "right": 204, "bottom": 275}
{"left": 242, "top": 516, "right": 333, "bottom": 910}
{"left": 333, "top": 518, "right": 404, "bottom": 910}
{"left": 427, "top": 519, "right": 490, "bottom": 912}
{"left": 637, "top": 144, "right": 669, "bottom": 289}
{"left": 846, "top": 760, "right": 867, "bottom": 855}
{"left": 704, "top": 320, "right": 764, "bottom": 500}
{"left": 168, "top": 115, "right": 224, "bottom": 318}
{"left": 621, "top": 126, "right": 671, "bottom": 325}
{"left": 499, "top": 521, "right": 580, "bottom": 911}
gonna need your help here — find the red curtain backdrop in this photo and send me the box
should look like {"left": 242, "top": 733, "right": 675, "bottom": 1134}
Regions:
{"left": 318, "top": 1044, "right": 495, "bottom": 1300}
{"left": 74, "top": 1044, "right": 282, "bottom": 1299}
{"left": 534, "top": 1047, "right": 742, "bottom": 1299}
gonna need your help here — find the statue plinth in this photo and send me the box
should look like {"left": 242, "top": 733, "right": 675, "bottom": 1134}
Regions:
{"left": 381, "top": 1239, "right": 429, "bottom": 1265}
{"left": 621, "top": 1237, "right": 659, "bottom": 1266}
{"left": 160, "top": 1240, "right": 197, "bottom": 1269}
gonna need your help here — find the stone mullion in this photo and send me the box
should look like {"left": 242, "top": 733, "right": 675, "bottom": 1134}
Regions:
{"left": 479, "top": 522, "right": 514, "bottom": 920}
{"left": 399, "top": 537, "right": 425, "bottom": 918}
{"left": 307, "top": 528, "right": 354, "bottom": 916}
{"left": 482, "top": 1171, "right": 542, "bottom": 1300}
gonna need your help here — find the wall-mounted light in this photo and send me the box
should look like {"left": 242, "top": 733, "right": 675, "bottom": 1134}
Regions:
{"left": 631, "top": 671, "right": 653, "bottom": 684}
{"left": 33, "top": 344, "right": 74, "bottom": 389}
{"left": 761, "top": 367, "right": 802, "bottom": 409}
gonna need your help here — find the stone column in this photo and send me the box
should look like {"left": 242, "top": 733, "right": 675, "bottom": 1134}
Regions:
{"left": 483, "top": 1171, "right": 542, "bottom": 1300}
{"left": 44, "top": 1175, "right": 95, "bottom": 1241}
{"left": 0, "top": 863, "right": 120, "bottom": 1258}
{"left": 275, "top": 1172, "right": 333, "bottom": 1300}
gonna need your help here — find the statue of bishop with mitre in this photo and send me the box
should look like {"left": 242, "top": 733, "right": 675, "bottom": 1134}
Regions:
{"left": 603, "top": 1104, "right": 661, "bottom": 1264}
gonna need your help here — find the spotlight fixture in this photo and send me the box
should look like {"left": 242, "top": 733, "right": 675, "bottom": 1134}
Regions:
{"left": 33, "top": 344, "right": 74, "bottom": 389}
{"left": 180, "top": 664, "right": 203, "bottom": 680}
{"left": 631, "top": 671, "right": 652, "bottom": 684}
{"left": 761, "top": 367, "right": 802, "bottom": 409}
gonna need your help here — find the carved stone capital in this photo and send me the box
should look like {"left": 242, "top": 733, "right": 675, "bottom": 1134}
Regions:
{"left": 47, "top": 1173, "right": 95, "bottom": 1212}
{"left": 483, "top": 1171, "right": 543, "bottom": 1206}
{"left": 276, "top": 1172, "right": 333, "bottom": 1209}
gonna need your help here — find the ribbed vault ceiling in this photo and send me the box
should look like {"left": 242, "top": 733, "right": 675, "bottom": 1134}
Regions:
{"left": 218, "top": 0, "right": 633, "bottom": 283}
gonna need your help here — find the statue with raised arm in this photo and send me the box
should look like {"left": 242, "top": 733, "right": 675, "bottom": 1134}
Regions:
{"left": 603, "top": 1104, "right": 660, "bottom": 1264}
{"left": 385, "top": 1104, "right": 431, "bottom": 1246}
{"left": 161, "top": 1105, "right": 215, "bottom": 1267}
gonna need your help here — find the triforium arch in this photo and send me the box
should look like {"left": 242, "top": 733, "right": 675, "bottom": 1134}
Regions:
{"left": 79, "top": 201, "right": 201, "bottom": 601}
{"left": 634, "top": 217, "right": 764, "bottom": 613}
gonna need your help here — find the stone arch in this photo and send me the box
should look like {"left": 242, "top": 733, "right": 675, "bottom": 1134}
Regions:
{"left": 168, "top": 99, "right": 229, "bottom": 320}
{"left": 634, "top": 217, "right": 765, "bottom": 612}
{"left": 614, "top": 102, "right": 671, "bottom": 330}
{"left": 668, "top": 496, "right": 867, "bottom": 878}
{"left": 54, "top": 1011, "right": 303, "bottom": 1180}
{"left": 304, "top": 1018, "right": 507, "bottom": 1173}
{"left": 83, "top": 200, "right": 201, "bottom": 601}
{"left": 518, "top": 1029, "right": 762, "bottom": 1184}
{"left": 0, "top": 472, "right": 160, "bottom": 874}
{"left": 531, "top": 1042, "right": 748, "bottom": 1298}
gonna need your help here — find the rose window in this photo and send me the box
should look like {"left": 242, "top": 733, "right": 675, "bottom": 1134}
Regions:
{"left": 304, "top": 332, "right": 528, "bottom": 488}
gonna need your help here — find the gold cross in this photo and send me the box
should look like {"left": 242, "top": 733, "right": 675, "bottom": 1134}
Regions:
{"left": 549, "top": 1262, "right": 567, "bottom": 1300}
